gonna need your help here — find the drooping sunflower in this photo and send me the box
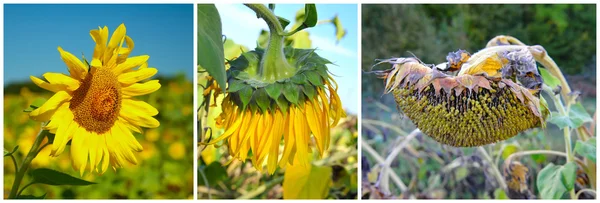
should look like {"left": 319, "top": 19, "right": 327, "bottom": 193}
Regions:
{"left": 29, "top": 23, "right": 160, "bottom": 175}
{"left": 375, "top": 44, "right": 549, "bottom": 147}
{"left": 207, "top": 47, "right": 346, "bottom": 174}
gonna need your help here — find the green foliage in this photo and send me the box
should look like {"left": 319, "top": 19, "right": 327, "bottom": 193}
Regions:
{"left": 574, "top": 138, "right": 596, "bottom": 163}
{"left": 539, "top": 68, "right": 561, "bottom": 88}
{"left": 547, "top": 103, "right": 593, "bottom": 129}
{"left": 536, "top": 162, "right": 577, "bottom": 199}
{"left": 31, "top": 168, "right": 95, "bottom": 186}
{"left": 198, "top": 4, "right": 227, "bottom": 89}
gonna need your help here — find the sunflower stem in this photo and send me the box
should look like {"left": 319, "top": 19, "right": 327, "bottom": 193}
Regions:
{"left": 545, "top": 85, "right": 577, "bottom": 199}
{"left": 244, "top": 4, "right": 296, "bottom": 83}
{"left": 8, "top": 127, "right": 48, "bottom": 199}
{"left": 477, "top": 147, "right": 507, "bottom": 191}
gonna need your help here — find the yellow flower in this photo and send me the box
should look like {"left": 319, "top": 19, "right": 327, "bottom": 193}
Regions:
{"left": 211, "top": 77, "right": 345, "bottom": 174}
{"left": 29, "top": 23, "right": 160, "bottom": 175}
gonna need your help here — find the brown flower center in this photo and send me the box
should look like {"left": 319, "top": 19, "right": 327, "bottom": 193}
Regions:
{"left": 70, "top": 68, "right": 121, "bottom": 134}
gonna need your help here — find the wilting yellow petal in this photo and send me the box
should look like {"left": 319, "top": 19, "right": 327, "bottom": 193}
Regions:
{"left": 279, "top": 108, "right": 297, "bottom": 168}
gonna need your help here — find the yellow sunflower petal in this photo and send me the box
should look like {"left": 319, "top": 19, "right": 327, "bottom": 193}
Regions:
{"left": 70, "top": 128, "right": 90, "bottom": 176}
{"left": 121, "top": 80, "right": 161, "bottom": 97}
{"left": 279, "top": 108, "right": 297, "bottom": 168}
{"left": 119, "top": 105, "right": 160, "bottom": 128}
{"left": 30, "top": 75, "right": 64, "bottom": 93}
{"left": 294, "top": 107, "right": 310, "bottom": 168}
{"left": 43, "top": 72, "right": 80, "bottom": 91}
{"left": 117, "top": 36, "right": 134, "bottom": 64}
{"left": 57, "top": 46, "right": 88, "bottom": 80}
{"left": 112, "top": 55, "right": 150, "bottom": 75}
{"left": 118, "top": 67, "right": 157, "bottom": 85}
{"left": 116, "top": 121, "right": 143, "bottom": 152}
{"left": 268, "top": 110, "right": 284, "bottom": 174}
{"left": 122, "top": 99, "right": 159, "bottom": 116}
{"left": 43, "top": 103, "right": 69, "bottom": 133}
{"left": 30, "top": 91, "right": 71, "bottom": 121}
{"left": 50, "top": 109, "right": 76, "bottom": 156}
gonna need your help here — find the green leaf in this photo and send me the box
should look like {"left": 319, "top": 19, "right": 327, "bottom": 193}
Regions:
{"left": 31, "top": 168, "right": 95, "bottom": 186}
{"left": 265, "top": 83, "right": 282, "bottom": 100}
{"left": 574, "top": 138, "right": 596, "bottom": 163}
{"left": 548, "top": 114, "right": 572, "bottom": 129}
{"left": 303, "top": 4, "right": 318, "bottom": 28}
{"left": 24, "top": 97, "right": 47, "bottom": 112}
{"left": 304, "top": 71, "right": 323, "bottom": 86}
{"left": 331, "top": 15, "right": 347, "bottom": 43}
{"left": 198, "top": 4, "right": 227, "bottom": 90}
{"left": 561, "top": 162, "right": 577, "bottom": 191}
{"left": 282, "top": 82, "right": 299, "bottom": 104}
{"left": 4, "top": 145, "right": 19, "bottom": 157}
{"left": 548, "top": 103, "right": 593, "bottom": 129}
{"left": 254, "top": 88, "right": 271, "bottom": 113}
{"left": 537, "top": 163, "right": 574, "bottom": 199}
{"left": 285, "top": 4, "right": 318, "bottom": 36}
{"left": 539, "top": 68, "right": 561, "bottom": 88}
{"left": 199, "top": 162, "right": 228, "bottom": 186}
{"left": 16, "top": 194, "right": 46, "bottom": 199}
{"left": 238, "top": 86, "right": 253, "bottom": 109}
{"left": 568, "top": 103, "right": 593, "bottom": 128}
{"left": 227, "top": 79, "right": 246, "bottom": 92}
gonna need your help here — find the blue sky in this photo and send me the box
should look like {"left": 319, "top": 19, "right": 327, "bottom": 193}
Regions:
{"left": 216, "top": 4, "right": 359, "bottom": 114}
{"left": 4, "top": 4, "right": 193, "bottom": 84}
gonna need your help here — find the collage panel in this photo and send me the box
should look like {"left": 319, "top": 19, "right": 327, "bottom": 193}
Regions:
{"left": 197, "top": 3, "right": 358, "bottom": 199}
{"left": 361, "top": 4, "right": 596, "bottom": 200}
{"left": 3, "top": 4, "right": 194, "bottom": 199}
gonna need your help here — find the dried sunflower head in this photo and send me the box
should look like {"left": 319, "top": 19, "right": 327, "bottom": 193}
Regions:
{"left": 375, "top": 46, "right": 548, "bottom": 147}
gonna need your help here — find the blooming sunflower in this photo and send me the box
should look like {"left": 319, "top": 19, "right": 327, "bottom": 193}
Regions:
{"left": 206, "top": 48, "right": 346, "bottom": 174}
{"left": 29, "top": 23, "right": 160, "bottom": 175}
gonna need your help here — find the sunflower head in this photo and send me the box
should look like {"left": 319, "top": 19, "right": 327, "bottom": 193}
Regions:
{"left": 375, "top": 47, "right": 548, "bottom": 147}
{"left": 29, "top": 23, "right": 160, "bottom": 175}
{"left": 209, "top": 46, "right": 345, "bottom": 174}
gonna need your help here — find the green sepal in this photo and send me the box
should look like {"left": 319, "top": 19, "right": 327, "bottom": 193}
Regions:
{"left": 254, "top": 88, "right": 271, "bottom": 113}
{"left": 304, "top": 71, "right": 323, "bottom": 86}
{"left": 227, "top": 79, "right": 246, "bottom": 92}
{"left": 265, "top": 83, "right": 283, "bottom": 100}
{"left": 282, "top": 82, "right": 300, "bottom": 104}
{"left": 238, "top": 86, "right": 253, "bottom": 110}
{"left": 302, "top": 83, "right": 316, "bottom": 99}
{"left": 276, "top": 95, "right": 290, "bottom": 114}
{"left": 291, "top": 73, "right": 307, "bottom": 84}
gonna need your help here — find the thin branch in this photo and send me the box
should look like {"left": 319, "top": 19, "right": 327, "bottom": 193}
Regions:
{"left": 361, "top": 141, "right": 407, "bottom": 193}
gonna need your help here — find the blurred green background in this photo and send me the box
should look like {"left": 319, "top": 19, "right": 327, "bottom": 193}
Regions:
{"left": 4, "top": 74, "right": 194, "bottom": 199}
{"left": 361, "top": 4, "right": 596, "bottom": 199}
